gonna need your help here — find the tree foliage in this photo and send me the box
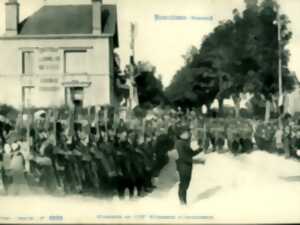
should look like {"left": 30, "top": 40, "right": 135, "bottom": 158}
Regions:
{"left": 166, "top": 0, "right": 296, "bottom": 115}
{"left": 131, "top": 61, "right": 165, "bottom": 108}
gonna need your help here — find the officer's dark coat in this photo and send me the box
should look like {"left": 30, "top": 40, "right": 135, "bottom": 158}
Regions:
{"left": 175, "top": 139, "right": 201, "bottom": 164}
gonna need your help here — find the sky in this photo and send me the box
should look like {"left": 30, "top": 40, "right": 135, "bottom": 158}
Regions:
{"left": 0, "top": 0, "right": 299, "bottom": 87}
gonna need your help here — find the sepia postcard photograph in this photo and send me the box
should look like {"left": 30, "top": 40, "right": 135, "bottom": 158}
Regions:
{"left": 0, "top": 0, "right": 300, "bottom": 224}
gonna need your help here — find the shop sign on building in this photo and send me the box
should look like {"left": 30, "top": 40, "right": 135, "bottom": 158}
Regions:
{"left": 37, "top": 48, "right": 61, "bottom": 74}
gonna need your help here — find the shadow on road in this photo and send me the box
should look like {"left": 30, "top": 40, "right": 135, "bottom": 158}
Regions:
{"left": 280, "top": 176, "right": 300, "bottom": 182}
{"left": 193, "top": 185, "right": 222, "bottom": 203}
{"left": 150, "top": 150, "right": 179, "bottom": 197}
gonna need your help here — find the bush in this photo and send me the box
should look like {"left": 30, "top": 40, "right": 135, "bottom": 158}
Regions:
{"left": 0, "top": 104, "right": 19, "bottom": 122}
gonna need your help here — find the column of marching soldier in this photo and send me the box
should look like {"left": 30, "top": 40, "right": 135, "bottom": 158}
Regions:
{"left": 1, "top": 107, "right": 300, "bottom": 199}
{"left": 0, "top": 107, "right": 176, "bottom": 197}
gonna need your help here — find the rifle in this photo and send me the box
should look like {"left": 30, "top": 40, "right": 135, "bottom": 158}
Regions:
{"left": 95, "top": 106, "right": 101, "bottom": 142}
{"left": 104, "top": 106, "right": 108, "bottom": 135}
{"left": 202, "top": 121, "right": 207, "bottom": 151}
{"left": 26, "top": 110, "right": 33, "bottom": 150}
{"left": 112, "top": 108, "right": 118, "bottom": 134}
{"left": 26, "top": 110, "right": 34, "bottom": 174}
{"left": 53, "top": 108, "right": 58, "bottom": 146}
{"left": 51, "top": 107, "right": 65, "bottom": 190}
{"left": 84, "top": 106, "right": 91, "bottom": 143}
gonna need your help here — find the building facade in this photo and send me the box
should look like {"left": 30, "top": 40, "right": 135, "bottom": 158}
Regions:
{"left": 286, "top": 85, "right": 300, "bottom": 115}
{"left": 0, "top": 0, "right": 119, "bottom": 109}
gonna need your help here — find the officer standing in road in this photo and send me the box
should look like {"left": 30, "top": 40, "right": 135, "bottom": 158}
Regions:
{"left": 175, "top": 124, "right": 203, "bottom": 205}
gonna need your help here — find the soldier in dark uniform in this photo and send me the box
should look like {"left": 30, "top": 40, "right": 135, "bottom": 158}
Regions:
{"left": 75, "top": 122, "right": 94, "bottom": 193}
{"left": 2, "top": 130, "right": 15, "bottom": 193}
{"left": 54, "top": 121, "right": 77, "bottom": 194}
{"left": 283, "top": 123, "right": 292, "bottom": 158}
{"left": 115, "top": 128, "right": 135, "bottom": 199}
{"left": 88, "top": 124, "right": 101, "bottom": 194}
{"left": 0, "top": 126, "right": 5, "bottom": 191}
{"left": 97, "top": 128, "right": 117, "bottom": 197}
{"left": 72, "top": 122, "right": 84, "bottom": 193}
{"left": 52, "top": 122, "right": 68, "bottom": 192}
{"left": 153, "top": 127, "right": 173, "bottom": 177}
{"left": 37, "top": 130, "right": 57, "bottom": 194}
{"left": 142, "top": 132, "right": 156, "bottom": 191}
{"left": 282, "top": 113, "right": 293, "bottom": 158}
{"left": 231, "top": 135, "right": 241, "bottom": 155}
{"left": 175, "top": 125, "right": 203, "bottom": 205}
{"left": 291, "top": 128, "right": 300, "bottom": 159}
{"left": 63, "top": 131, "right": 77, "bottom": 194}
{"left": 135, "top": 133, "right": 151, "bottom": 194}
{"left": 105, "top": 128, "right": 118, "bottom": 195}
{"left": 128, "top": 130, "right": 146, "bottom": 197}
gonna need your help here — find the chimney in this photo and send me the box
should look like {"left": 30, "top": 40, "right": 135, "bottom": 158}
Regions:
{"left": 5, "top": 0, "right": 19, "bottom": 36}
{"left": 92, "top": 0, "right": 102, "bottom": 35}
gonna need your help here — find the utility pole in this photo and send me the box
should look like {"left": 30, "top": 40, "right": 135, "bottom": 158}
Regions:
{"left": 277, "top": 4, "right": 283, "bottom": 127}
{"left": 277, "top": 5, "right": 283, "bottom": 106}
{"left": 130, "top": 22, "right": 136, "bottom": 62}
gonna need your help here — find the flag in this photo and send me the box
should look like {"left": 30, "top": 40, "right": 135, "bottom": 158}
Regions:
{"left": 104, "top": 106, "right": 108, "bottom": 133}
{"left": 113, "top": 110, "right": 119, "bottom": 131}
{"left": 278, "top": 94, "right": 284, "bottom": 107}
{"left": 130, "top": 84, "right": 139, "bottom": 109}
{"left": 130, "top": 23, "right": 136, "bottom": 50}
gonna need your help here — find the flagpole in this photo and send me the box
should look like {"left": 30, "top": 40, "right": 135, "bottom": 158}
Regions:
{"left": 128, "top": 22, "right": 140, "bottom": 115}
{"left": 277, "top": 5, "right": 282, "bottom": 105}
{"left": 129, "top": 23, "right": 136, "bottom": 113}
{"left": 130, "top": 22, "right": 136, "bottom": 63}
{"left": 277, "top": 4, "right": 283, "bottom": 127}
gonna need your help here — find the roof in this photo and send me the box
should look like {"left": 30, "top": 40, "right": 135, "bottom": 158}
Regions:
{"left": 18, "top": 4, "right": 118, "bottom": 45}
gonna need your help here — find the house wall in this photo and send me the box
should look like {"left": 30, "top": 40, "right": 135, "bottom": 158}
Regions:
{"left": 286, "top": 86, "right": 300, "bottom": 115}
{"left": 0, "top": 36, "right": 116, "bottom": 109}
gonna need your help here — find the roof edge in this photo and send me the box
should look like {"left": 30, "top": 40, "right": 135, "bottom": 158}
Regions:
{"left": 0, "top": 33, "right": 114, "bottom": 40}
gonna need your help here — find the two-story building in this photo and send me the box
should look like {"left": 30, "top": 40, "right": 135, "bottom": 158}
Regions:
{"left": 0, "top": 0, "right": 119, "bottom": 109}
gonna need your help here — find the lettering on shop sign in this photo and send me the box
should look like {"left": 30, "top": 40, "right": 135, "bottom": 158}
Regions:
{"left": 40, "top": 78, "right": 59, "bottom": 83}
{"left": 39, "top": 86, "right": 60, "bottom": 92}
{"left": 62, "top": 80, "right": 92, "bottom": 87}
{"left": 38, "top": 48, "right": 61, "bottom": 73}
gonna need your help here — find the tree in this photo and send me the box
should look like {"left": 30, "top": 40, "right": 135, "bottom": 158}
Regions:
{"left": 165, "top": 56, "right": 222, "bottom": 110}
{"left": 131, "top": 61, "right": 166, "bottom": 108}
{"left": 166, "top": 0, "right": 296, "bottom": 119}
{"left": 243, "top": 0, "right": 295, "bottom": 121}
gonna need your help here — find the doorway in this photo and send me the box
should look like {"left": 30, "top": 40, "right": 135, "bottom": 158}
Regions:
{"left": 65, "top": 87, "right": 84, "bottom": 112}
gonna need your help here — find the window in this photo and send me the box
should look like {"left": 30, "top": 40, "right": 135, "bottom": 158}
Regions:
{"left": 22, "top": 51, "right": 34, "bottom": 75}
{"left": 22, "top": 87, "right": 34, "bottom": 108}
{"left": 64, "top": 50, "right": 87, "bottom": 74}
